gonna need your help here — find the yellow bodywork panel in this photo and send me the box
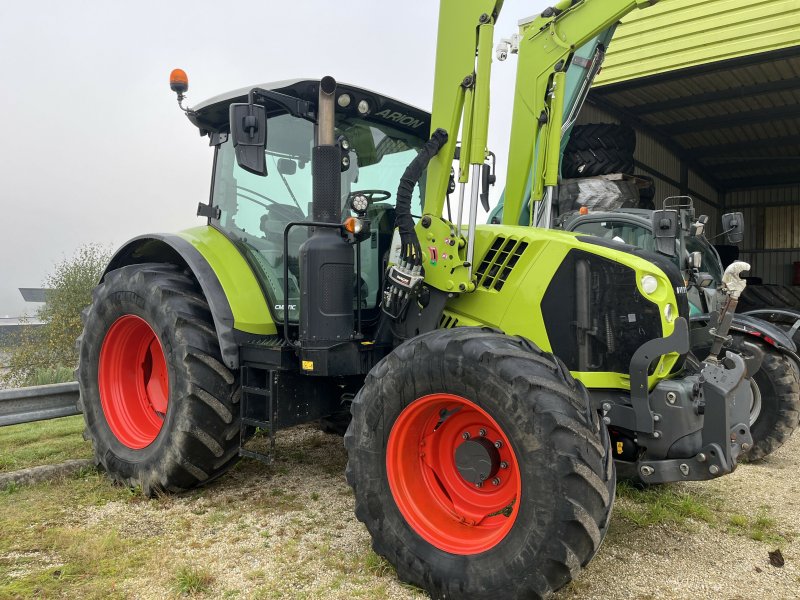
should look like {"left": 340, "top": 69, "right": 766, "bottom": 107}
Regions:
{"left": 442, "top": 225, "right": 681, "bottom": 391}
{"left": 177, "top": 226, "right": 277, "bottom": 336}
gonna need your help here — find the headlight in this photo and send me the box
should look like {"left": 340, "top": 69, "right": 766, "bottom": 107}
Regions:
{"left": 664, "top": 303, "right": 676, "bottom": 323}
{"left": 641, "top": 275, "right": 659, "bottom": 295}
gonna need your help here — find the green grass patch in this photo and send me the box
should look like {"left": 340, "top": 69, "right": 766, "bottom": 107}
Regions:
{"left": 0, "top": 472, "right": 150, "bottom": 599}
{"left": 727, "top": 508, "right": 787, "bottom": 545}
{"left": 0, "top": 415, "right": 92, "bottom": 473}
{"left": 615, "top": 482, "right": 718, "bottom": 528}
{"left": 173, "top": 564, "right": 214, "bottom": 595}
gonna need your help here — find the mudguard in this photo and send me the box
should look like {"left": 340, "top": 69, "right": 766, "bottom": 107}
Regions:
{"left": 691, "top": 312, "right": 797, "bottom": 354}
{"left": 103, "top": 226, "right": 277, "bottom": 369}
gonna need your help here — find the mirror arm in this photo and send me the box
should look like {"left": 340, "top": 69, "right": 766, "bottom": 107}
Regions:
{"left": 248, "top": 88, "right": 315, "bottom": 121}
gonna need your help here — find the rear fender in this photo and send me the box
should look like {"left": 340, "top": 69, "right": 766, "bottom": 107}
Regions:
{"left": 690, "top": 313, "right": 797, "bottom": 354}
{"left": 104, "top": 227, "right": 277, "bottom": 369}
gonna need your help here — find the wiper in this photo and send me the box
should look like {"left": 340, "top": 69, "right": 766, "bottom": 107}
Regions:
{"left": 277, "top": 166, "right": 303, "bottom": 213}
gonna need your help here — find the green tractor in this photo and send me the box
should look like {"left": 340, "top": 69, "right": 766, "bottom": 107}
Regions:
{"left": 77, "top": 1, "right": 756, "bottom": 597}
{"left": 560, "top": 200, "right": 800, "bottom": 462}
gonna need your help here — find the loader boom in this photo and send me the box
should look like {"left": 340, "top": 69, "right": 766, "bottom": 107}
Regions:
{"left": 502, "top": 0, "right": 657, "bottom": 226}
{"left": 421, "top": 0, "right": 657, "bottom": 292}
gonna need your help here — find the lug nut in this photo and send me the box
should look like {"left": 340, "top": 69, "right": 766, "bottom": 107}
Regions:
{"left": 478, "top": 428, "right": 486, "bottom": 437}
{"left": 492, "top": 478, "right": 501, "bottom": 486}
{"left": 653, "top": 430, "right": 661, "bottom": 439}
{"left": 500, "top": 461, "right": 508, "bottom": 469}
{"left": 462, "top": 432, "right": 470, "bottom": 440}
{"left": 494, "top": 440, "right": 503, "bottom": 449}
{"left": 709, "top": 465, "right": 720, "bottom": 475}
{"left": 697, "top": 453, "right": 707, "bottom": 463}
{"left": 475, "top": 481, "right": 483, "bottom": 488}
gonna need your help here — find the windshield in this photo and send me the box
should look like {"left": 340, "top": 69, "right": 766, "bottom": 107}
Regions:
{"left": 210, "top": 112, "right": 426, "bottom": 322}
{"left": 686, "top": 235, "right": 724, "bottom": 285}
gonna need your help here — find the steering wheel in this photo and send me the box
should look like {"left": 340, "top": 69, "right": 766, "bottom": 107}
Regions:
{"left": 350, "top": 189, "right": 392, "bottom": 203}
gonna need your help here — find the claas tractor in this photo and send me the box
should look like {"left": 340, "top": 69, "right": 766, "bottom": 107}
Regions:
{"left": 560, "top": 200, "right": 800, "bottom": 462}
{"left": 77, "top": 1, "right": 755, "bottom": 597}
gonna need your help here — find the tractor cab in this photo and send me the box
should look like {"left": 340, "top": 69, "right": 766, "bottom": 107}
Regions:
{"left": 187, "top": 80, "right": 431, "bottom": 328}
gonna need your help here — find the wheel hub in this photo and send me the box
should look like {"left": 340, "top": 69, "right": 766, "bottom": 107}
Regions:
{"left": 455, "top": 438, "right": 500, "bottom": 485}
{"left": 98, "top": 315, "right": 169, "bottom": 449}
{"left": 386, "top": 393, "right": 521, "bottom": 555}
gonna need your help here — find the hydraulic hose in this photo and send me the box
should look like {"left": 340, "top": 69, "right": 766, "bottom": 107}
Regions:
{"left": 395, "top": 128, "right": 448, "bottom": 265}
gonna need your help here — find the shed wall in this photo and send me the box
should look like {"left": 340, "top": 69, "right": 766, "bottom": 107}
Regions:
{"left": 727, "top": 186, "right": 800, "bottom": 285}
{"left": 596, "top": 0, "right": 800, "bottom": 86}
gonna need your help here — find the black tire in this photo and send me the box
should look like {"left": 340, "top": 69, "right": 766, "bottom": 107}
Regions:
{"left": 567, "top": 124, "right": 636, "bottom": 154}
{"left": 562, "top": 148, "right": 635, "bottom": 178}
{"left": 730, "top": 336, "right": 800, "bottom": 461}
{"left": 563, "top": 124, "right": 636, "bottom": 178}
{"left": 77, "top": 263, "right": 241, "bottom": 495}
{"left": 345, "top": 327, "right": 614, "bottom": 600}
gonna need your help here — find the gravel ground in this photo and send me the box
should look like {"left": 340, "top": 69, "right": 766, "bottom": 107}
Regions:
{"left": 4, "top": 423, "right": 799, "bottom": 598}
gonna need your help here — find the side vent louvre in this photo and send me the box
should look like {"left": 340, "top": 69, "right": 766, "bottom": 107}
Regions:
{"left": 439, "top": 314, "right": 460, "bottom": 329}
{"left": 475, "top": 237, "right": 529, "bottom": 291}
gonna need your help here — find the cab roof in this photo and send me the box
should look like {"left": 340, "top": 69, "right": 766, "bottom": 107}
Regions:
{"left": 187, "top": 78, "right": 431, "bottom": 140}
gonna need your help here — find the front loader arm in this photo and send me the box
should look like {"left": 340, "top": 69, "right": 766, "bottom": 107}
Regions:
{"left": 425, "top": 0, "right": 504, "bottom": 219}
{"left": 503, "top": 0, "right": 658, "bottom": 226}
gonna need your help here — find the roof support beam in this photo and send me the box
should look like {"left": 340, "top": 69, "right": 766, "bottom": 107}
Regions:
{"left": 621, "top": 77, "right": 800, "bottom": 115}
{"left": 726, "top": 173, "right": 800, "bottom": 191}
{"left": 685, "top": 134, "right": 800, "bottom": 159}
{"left": 661, "top": 105, "right": 800, "bottom": 135}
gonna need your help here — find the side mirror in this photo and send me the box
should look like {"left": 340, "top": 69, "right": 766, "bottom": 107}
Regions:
{"left": 277, "top": 158, "right": 297, "bottom": 176}
{"left": 652, "top": 209, "right": 679, "bottom": 257}
{"left": 722, "top": 212, "right": 744, "bottom": 244}
{"left": 230, "top": 103, "right": 267, "bottom": 176}
{"left": 691, "top": 214, "right": 709, "bottom": 238}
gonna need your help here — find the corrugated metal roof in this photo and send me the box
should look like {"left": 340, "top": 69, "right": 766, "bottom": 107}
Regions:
{"left": 596, "top": 0, "right": 800, "bottom": 86}
{"left": 588, "top": 44, "right": 800, "bottom": 190}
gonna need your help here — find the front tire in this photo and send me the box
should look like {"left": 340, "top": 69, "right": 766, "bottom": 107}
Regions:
{"left": 78, "top": 263, "right": 241, "bottom": 494}
{"left": 345, "top": 328, "right": 614, "bottom": 599}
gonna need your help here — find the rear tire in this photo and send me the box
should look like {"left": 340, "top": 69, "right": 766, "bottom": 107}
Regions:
{"left": 77, "top": 263, "right": 241, "bottom": 495}
{"left": 345, "top": 327, "right": 614, "bottom": 599}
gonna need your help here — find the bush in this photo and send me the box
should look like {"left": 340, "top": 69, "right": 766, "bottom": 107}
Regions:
{"left": 2, "top": 245, "right": 111, "bottom": 387}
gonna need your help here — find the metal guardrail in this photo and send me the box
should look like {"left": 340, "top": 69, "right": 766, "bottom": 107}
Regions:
{"left": 0, "top": 382, "right": 81, "bottom": 427}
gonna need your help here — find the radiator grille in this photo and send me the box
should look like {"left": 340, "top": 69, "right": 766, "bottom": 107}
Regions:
{"left": 475, "top": 237, "right": 529, "bottom": 291}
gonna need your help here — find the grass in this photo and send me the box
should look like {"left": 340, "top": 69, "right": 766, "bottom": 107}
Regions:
{"left": 0, "top": 471, "right": 147, "bottom": 599}
{"left": 30, "top": 365, "right": 74, "bottom": 386}
{"left": 615, "top": 481, "right": 718, "bottom": 528}
{"left": 615, "top": 481, "right": 791, "bottom": 547}
{"left": 727, "top": 508, "right": 787, "bottom": 545}
{"left": 173, "top": 565, "right": 214, "bottom": 595}
{"left": 0, "top": 415, "right": 93, "bottom": 473}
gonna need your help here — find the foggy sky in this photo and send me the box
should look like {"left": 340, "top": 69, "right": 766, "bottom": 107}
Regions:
{"left": 0, "top": 0, "right": 548, "bottom": 318}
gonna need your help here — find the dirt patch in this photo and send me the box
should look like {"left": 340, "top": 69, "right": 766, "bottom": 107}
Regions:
{"left": 2, "top": 423, "right": 799, "bottom": 598}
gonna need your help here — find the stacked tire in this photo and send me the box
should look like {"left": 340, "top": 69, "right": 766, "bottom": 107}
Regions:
{"left": 562, "top": 123, "right": 636, "bottom": 178}
{"left": 562, "top": 123, "right": 654, "bottom": 209}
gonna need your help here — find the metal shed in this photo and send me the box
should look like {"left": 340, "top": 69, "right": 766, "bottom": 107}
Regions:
{"left": 578, "top": 0, "right": 800, "bottom": 285}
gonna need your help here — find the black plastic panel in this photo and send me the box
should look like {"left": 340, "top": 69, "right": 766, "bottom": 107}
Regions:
{"left": 542, "top": 249, "right": 663, "bottom": 374}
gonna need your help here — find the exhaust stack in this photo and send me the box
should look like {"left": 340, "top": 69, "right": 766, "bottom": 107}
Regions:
{"left": 298, "top": 76, "right": 355, "bottom": 351}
